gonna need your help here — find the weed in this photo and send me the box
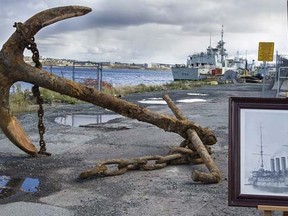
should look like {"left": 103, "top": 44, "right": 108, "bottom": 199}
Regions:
{"left": 9, "top": 80, "right": 218, "bottom": 113}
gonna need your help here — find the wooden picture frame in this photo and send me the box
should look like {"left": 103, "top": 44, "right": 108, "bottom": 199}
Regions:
{"left": 229, "top": 97, "right": 288, "bottom": 207}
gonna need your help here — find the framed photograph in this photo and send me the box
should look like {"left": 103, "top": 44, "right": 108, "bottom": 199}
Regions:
{"left": 229, "top": 97, "right": 288, "bottom": 207}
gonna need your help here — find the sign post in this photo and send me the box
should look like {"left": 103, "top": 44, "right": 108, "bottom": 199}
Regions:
{"left": 258, "top": 42, "right": 274, "bottom": 97}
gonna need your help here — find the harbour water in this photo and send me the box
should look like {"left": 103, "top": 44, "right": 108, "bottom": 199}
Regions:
{"left": 13, "top": 66, "right": 173, "bottom": 91}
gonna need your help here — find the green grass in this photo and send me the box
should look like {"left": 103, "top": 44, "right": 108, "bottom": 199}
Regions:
{"left": 9, "top": 84, "right": 80, "bottom": 114}
{"left": 40, "top": 88, "right": 79, "bottom": 104}
{"left": 9, "top": 80, "right": 219, "bottom": 113}
{"left": 107, "top": 80, "right": 218, "bottom": 95}
{"left": 9, "top": 84, "right": 33, "bottom": 113}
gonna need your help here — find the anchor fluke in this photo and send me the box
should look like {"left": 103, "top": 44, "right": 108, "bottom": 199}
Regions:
{"left": 0, "top": 6, "right": 92, "bottom": 155}
{"left": 0, "top": 108, "right": 37, "bottom": 155}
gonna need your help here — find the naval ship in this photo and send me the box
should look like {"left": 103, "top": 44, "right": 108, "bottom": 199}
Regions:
{"left": 248, "top": 124, "right": 288, "bottom": 189}
{"left": 172, "top": 26, "right": 246, "bottom": 81}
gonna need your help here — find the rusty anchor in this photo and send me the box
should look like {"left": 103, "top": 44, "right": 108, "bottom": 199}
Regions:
{"left": 0, "top": 6, "right": 221, "bottom": 183}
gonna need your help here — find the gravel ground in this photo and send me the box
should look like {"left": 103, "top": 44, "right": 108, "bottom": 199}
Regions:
{"left": 0, "top": 83, "right": 278, "bottom": 216}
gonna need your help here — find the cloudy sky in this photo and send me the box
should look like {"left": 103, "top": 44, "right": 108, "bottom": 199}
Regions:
{"left": 1, "top": 0, "right": 287, "bottom": 64}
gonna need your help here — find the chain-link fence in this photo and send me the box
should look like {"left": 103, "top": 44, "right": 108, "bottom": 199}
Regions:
{"left": 273, "top": 54, "right": 288, "bottom": 95}
{"left": 47, "top": 62, "right": 103, "bottom": 91}
{"left": 275, "top": 54, "right": 288, "bottom": 78}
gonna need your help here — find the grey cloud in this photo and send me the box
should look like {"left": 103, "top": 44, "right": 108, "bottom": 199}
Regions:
{"left": 0, "top": 0, "right": 286, "bottom": 63}
{"left": 49, "top": 0, "right": 283, "bottom": 35}
{"left": 2, "top": 0, "right": 285, "bottom": 28}
{"left": 3, "top": 0, "right": 284, "bottom": 36}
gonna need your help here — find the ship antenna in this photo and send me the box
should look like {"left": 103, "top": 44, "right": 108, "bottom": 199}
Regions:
{"left": 221, "top": 25, "right": 224, "bottom": 64}
{"left": 210, "top": 32, "right": 212, "bottom": 51}
{"left": 260, "top": 123, "right": 264, "bottom": 170}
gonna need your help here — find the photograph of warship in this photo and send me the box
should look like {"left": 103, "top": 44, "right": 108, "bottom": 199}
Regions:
{"left": 248, "top": 124, "right": 288, "bottom": 192}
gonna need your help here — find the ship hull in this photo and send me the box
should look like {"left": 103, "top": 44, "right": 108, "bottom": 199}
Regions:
{"left": 249, "top": 171, "right": 288, "bottom": 189}
{"left": 251, "top": 178, "right": 288, "bottom": 188}
{"left": 252, "top": 183, "right": 288, "bottom": 194}
{"left": 171, "top": 67, "right": 208, "bottom": 81}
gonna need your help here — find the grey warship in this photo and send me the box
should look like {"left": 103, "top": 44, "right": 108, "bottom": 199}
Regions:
{"left": 248, "top": 124, "right": 288, "bottom": 190}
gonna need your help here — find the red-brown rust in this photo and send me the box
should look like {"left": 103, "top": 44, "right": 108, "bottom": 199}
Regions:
{"left": 2, "top": 6, "right": 92, "bottom": 57}
{"left": 0, "top": 107, "right": 37, "bottom": 155}
{"left": 16, "top": 61, "right": 218, "bottom": 142}
{"left": 0, "top": 6, "right": 217, "bottom": 160}
{"left": 0, "top": 6, "right": 92, "bottom": 155}
{"left": 187, "top": 129, "right": 221, "bottom": 183}
{"left": 163, "top": 93, "right": 221, "bottom": 183}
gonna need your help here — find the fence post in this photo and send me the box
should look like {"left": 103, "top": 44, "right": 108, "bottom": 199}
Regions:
{"left": 97, "top": 62, "right": 102, "bottom": 91}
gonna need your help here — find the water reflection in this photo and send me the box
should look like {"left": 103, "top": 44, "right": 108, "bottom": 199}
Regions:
{"left": 138, "top": 98, "right": 167, "bottom": 105}
{"left": 138, "top": 97, "right": 207, "bottom": 105}
{"left": 55, "top": 114, "right": 122, "bottom": 127}
{"left": 176, "top": 99, "right": 206, "bottom": 103}
{"left": 0, "top": 176, "right": 39, "bottom": 199}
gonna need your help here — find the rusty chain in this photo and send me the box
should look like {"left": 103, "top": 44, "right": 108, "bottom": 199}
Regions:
{"left": 11, "top": 23, "right": 215, "bottom": 179}
{"left": 14, "top": 22, "right": 51, "bottom": 156}
{"left": 79, "top": 146, "right": 210, "bottom": 178}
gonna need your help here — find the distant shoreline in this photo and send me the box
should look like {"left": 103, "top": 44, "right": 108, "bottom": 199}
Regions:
{"left": 42, "top": 64, "right": 171, "bottom": 71}
{"left": 110, "top": 65, "right": 171, "bottom": 71}
{"left": 24, "top": 56, "right": 173, "bottom": 71}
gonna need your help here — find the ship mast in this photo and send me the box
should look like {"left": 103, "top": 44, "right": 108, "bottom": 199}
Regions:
{"left": 287, "top": 0, "right": 288, "bottom": 48}
{"left": 220, "top": 25, "right": 224, "bottom": 65}
{"left": 210, "top": 32, "right": 211, "bottom": 48}
{"left": 209, "top": 32, "right": 212, "bottom": 54}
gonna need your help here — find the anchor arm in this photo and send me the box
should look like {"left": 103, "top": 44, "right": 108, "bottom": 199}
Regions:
{"left": 0, "top": 6, "right": 216, "bottom": 156}
{"left": 0, "top": 107, "right": 38, "bottom": 155}
{"left": 2, "top": 6, "right": 92, "bottom": 57}
{"left": 0, "top": 74, "right": 37, "bottom": 155}
{"left": 0, "top": 6, "right": 91, "bottom": 155}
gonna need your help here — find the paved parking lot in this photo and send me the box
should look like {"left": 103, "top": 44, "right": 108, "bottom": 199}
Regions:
{"left": 0, "top": 83, "right": 276, "bottom": 216}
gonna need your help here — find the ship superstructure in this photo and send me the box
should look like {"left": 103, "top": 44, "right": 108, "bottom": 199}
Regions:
{"left": 172, "top": 26, "right": 246, "bottom": 80}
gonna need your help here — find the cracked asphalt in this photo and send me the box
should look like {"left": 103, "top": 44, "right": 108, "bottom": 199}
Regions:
{"left": 0, "top": 83, "right": 277, "bottom": 216}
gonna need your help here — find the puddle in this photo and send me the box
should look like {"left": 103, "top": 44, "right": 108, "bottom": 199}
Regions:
{"left": 55, "top": 114, "right": 123, "bottom": 127}
{"left": 176, "top": 99, "right": 206, "bottom": 103}
{"left": 187, "top": 114, "right": 202, "bottom": 119}
{"left": 187, "top": 93, "right": 208, "bottom": 96}
{"left": 138, "top": 97, "right": 207, "bottom": 105}
{"left": 0, "top": 176, "right": 39, "bottom": 199}
{"left": 138, "top": 98, "right": 167, "bottom": 105}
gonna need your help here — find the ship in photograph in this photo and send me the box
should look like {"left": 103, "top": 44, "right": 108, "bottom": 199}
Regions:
{"left": 171, "top": 26, "right": 247, "bottom": 81}
{"left": 248, "top": 124, "right": 288, "bottom": 189}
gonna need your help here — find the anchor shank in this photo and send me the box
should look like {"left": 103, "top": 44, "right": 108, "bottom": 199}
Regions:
{"left": 15, "top": 63, "right": 216, "bottom": 145}
{"left": 0, "top": 5, "right": 216, "bottom": 159}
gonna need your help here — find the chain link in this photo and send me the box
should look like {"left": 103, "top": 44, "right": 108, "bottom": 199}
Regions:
{"left": 14, "top": 22, "right": 51, "bottom": 156}
{"left": 79, "top": 146, "right": 206, "bottom": 178}
{"left": 12, "top": 23, "right": 213, "bottom": 177}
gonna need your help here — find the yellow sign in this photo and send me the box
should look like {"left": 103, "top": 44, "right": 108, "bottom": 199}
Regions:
{"left": 258, "top": 42, "right": 274, "bottom": 61}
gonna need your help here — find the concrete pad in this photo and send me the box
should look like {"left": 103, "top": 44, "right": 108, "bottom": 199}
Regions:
{"left": 0, "top": 202, "right": 73, "bottom": 216}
